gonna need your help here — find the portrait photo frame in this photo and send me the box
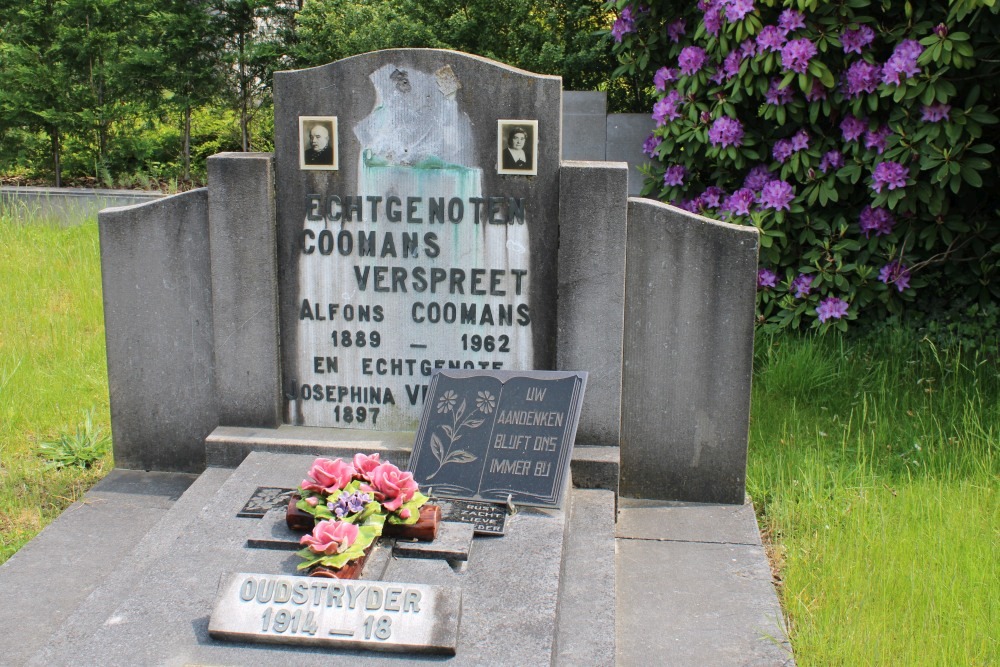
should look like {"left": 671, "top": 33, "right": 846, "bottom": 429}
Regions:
{"left": 497, "top": 119, "right": 538, "bottom": 176}
{"left": 299, "top": 116, "right": 339, "bottom": 171}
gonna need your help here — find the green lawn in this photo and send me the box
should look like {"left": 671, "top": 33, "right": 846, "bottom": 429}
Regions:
{"left": 1, "top": 215, "right": 996, "bottom": 664}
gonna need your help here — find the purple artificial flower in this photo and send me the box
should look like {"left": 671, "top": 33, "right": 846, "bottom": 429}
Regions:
{"left": 667, "top": 19, "right": 686, "bottom": 43}
{"left": 864, "top": 125, "right": 892, "bottom": 154}
{"left": 723, "top": 0, "right": 755, "bottom": 22}
{"left": 871, "top": 161, "right": 909, "bottom": 193}
{"left": 805, "top": 85, "right": 828, "bottom": 102}
{"left": 744, "top": 165, "right": 773, "bottom": 191}
{"left": 757, "top": 25, "right": 786, "bottom": 53}
{"left": 773, "top": 139, "right": 794, "bottom": 163}
{"left": 790, "top": 129, "right": 810, "bottom": 152}
{"left": 654, "top": 67, "right": 678, "bottom": 91}
{"left": 778, "top": 8, "right": 806, "bottom": 34}
{"left": 723, "top": 50, "right": 744, "bottom": 79}
{"left": 882, "top": 40, "right": 923, "bottom": 86}
{"left": 679, "top": 46, "right": 708, "bottom": 75}
{"left": 858, "top": 206, "right": 896, "bottom": 237}
{"left": 663, "top": 165, "right": 687, "bottom": 186}
{"left": 781, "top": 38, "right": 817, "bottom": 74}
{"left": 700, "top": 186, "right": 725, "bottom": 209}
{"left": 879, "top": 260, "right": 911, "bottom": 292}
{"left": 844, "top": 60, "right": 881, "bottom": 97}
{"left": 841, "top": 115, "right": 867, "bottom": 142}
{"left": 841, "top": 25, "right": 875, "bottom": 54}
{"left": 921, "top": 102, "right": 951, "bottom": 122}
{"left": 709, "top": 116, "right": 745, "bottom": 148}
{"left": 652, "top": 90, "right": 683, "bottom": 126}
{"left": 759, "top": 179, "right": 795, "bottom": 211}
{"left": 816, "top": 296, "right": 849, "bottom": 322}
{"left": 766, "top": 79, "right": 795, "bottom": 105}
{"left": 722, "top": 188, "right": 756, "bottom": 216}
{"left": 791, "top": 273, "right": 813, "bottom": 298}
{"left": 757, "top": 268, "right": 777, "bottom": 289}
{"left": 642, "top": 134, "right": 662, "bottom": 158}
{"left": 819, "top": 150, "right": 844, "bottom": 173}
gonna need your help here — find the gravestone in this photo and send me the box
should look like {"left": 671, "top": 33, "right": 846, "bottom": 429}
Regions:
{"left": 273, "top": 52, "right": 562, "bottom": 431}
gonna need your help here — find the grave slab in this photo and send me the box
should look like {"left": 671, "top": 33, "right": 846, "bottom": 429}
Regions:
{"left": 616, "top": 497, "right": 761, "bottom": 545}
{"left": 393, "top": 521, "right": 474, "bottom": 562}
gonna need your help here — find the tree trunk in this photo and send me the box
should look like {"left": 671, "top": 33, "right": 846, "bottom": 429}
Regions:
{"left": 184, "top": 104, "right": 192, "bottom": 182}
{"left": 239, "top": 34, "right": 249, "bottom": 152}
{"left": 51, "top": 127, "right": 62, "bottom": 188}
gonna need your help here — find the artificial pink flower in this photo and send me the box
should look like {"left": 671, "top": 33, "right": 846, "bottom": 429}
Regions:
{"left": 369, "top": 462, "right": 419, "bottom": 512}
{"left": 352, "top": 453, "right": 382, "bottom": 481}
{"left": 301, "top": 457, "right": 356, "bottom": 495}
{"left": 300, "top": 520, "right": 359, "bottom": 555}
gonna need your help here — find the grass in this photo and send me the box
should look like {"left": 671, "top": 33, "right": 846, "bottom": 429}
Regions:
{"left": 0, "top": 214, "right": 996, "bottom": 664}
{"left": 749, "top": 331, "right": 998, "bottom": 666}
{"left": 0, "top": 213, "right": 112, "bottom": 563}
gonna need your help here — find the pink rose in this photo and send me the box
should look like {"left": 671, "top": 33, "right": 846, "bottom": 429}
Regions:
{"left": 300, "top": 520, "right": 359, "bottom": 555}
{"left": 301, "top": 457, "right": 356, "bottom": 494}
{"left": 305, "top": 496, "right": 319, "bottom": 507}
{"left": 352, "top": 453, "right": 382, "bottom": 481}
{"left": 370, "top": 462, "right": 418, "bottom": 512}
{"left": 398, "top": 508, "right": 412, "bottom": 520}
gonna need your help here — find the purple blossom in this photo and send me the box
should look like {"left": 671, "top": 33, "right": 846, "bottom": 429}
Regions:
{"left": 757, "top": 25, "right": 786, "bottom": 53}
{"left": 841, "top": 25, "right": 875, "bottom": 54}
{"left": 781, "top": 38, "right": 816, "bottom": 73}
{"left": 934, "top": 23, "right": 948, "bottom": 38}
{"left": 879, "top": 260, "right": 911, "bottom": 291}
{"left": 805, "top": 85, "right": 828, "bottom": 102}
{"left": 778, "top": 8, "right": 805, "bottom": 34}
{"left": 667, "top": 19, "right": 686, "bottom": 43}
{"left": 611, "top": 9, "right": 636, "bottom": 42}
{"left": 766, "top": 79, "right": 795, "bottom": 105}
{"left": 723, "top": 188, "right": 756, "bottom": 215}
{"left": 699, "top": 186, "right": 725, "bottom": 209}
{"left": 816, "top": 297, "right": 849, "bottom": 322}
{"left": 859, "top": 206, "right": 896, "bottom": 237}
{"left": 673, "top": 198, "right": 700, "bottom": 213}
{"left": 921, "top": 102, "right": 951, "bottom": 122}
{"left": 882, "top": 40, "right": 923, "bottom": 86}
{"left": 701, "top": 1, "right": 723, "bottom": 36}
{"left": 709, "top": 116, "right": 745, "bottom": 148}
{"left": 773, "top": 139, "right": 794, "bottom": 163}
{"left": 740, "top": 39, "right": 758, "bottom": 58}
{"left": 757, "top": 268, "right": 777, "bottom": 289}
{"left": 679, "top": 46, "right": 708, "bottom": 75}
{"left": 723, "top": 50, "right": 744, "bottom": 79}
{"left": 723, "top": 0, "right": 755, "bottom": 22}
{"left": 871, "top": 161, "right": 909, "bottom": 193}
{"left": 330, "top": 491, "right": 371, "bottom": 518}
{"left": 744, "top": 165, "right": 773, "bottom": 191}
{"left": 790, "top": 129, "right": 810, "bottom": 152}
{"left": 709, "top": 66, "right": 727, "bottom": 85}
{"left": 759, "top": 179, "right": 795, "bottom": 211}
{"left": 819, "top": 150, "right": 844, "bottom": 173}
{"left": 663, "top": 165, "right": 687, "bottom": 186}
{"left": 642, "top": 134, "right": 662, "bottom": 158}
{"left": 652, "top": 90, "right": 683, "bottom": 126}
{"left": 841, "top": 115, "right": 867, "bottom": 142}
{"left": 844, "top": 60, "right": 881, "bottom": 97}
{"left": 791, "top": 273, "right": 813, "bottom": 298}
{"left": 864, "top": 125, "right": 892, "bottom": 154}
{"left": 654, "top": 67, "right": 678, "bottom": 91}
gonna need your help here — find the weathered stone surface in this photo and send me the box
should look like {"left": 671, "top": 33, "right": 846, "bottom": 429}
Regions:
{"left": 205, "top": 424, "right": 414, "bottom": 468}
{"left": 558, "top": 161, "right": 628, "bottom": 447}
{"left": 248, "top": 507, "right": 303, "bottom": 550}
{"left": 620, "top": 198, "right": 758, "bottom": 504}
{"left": 393, "top": 521, "right": 474, "bottom": 562}
{"left": 562, "top": 91, "right": 607, "bottom": 161}
{"left": 273, "top": 50, "right": 562, "bottom": 431}
{"left": 616, "top": 498, "right": 760, "bottom": 545}
{"left": 208, "top": 152, "right": 282, "bottom": 428}
{"left": 555, "top": 489, "right": 616, "bottom": 666}
{"left": 570, "top": 445, "right": 619, "bottom": 491}
{"left": 99, "top": 189, "right": 217, "bottom": 472}
{"left": 606, "top": 114, "right": 655, "bottom": 196}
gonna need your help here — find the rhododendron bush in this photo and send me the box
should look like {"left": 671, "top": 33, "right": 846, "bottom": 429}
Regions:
{"left": 607, "top": 0, "right": 1000, "bottom": 331}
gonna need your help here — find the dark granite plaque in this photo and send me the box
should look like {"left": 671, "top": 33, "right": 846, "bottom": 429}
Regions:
{"left": 432, "top": 497, "right": 507, "bottom": 536}
{"left": 408, "top": 370, "right": 586, "bottom": 508}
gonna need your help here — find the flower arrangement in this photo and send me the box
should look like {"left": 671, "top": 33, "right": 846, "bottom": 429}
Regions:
{"left": 293, "top": 454, "right": 429, "bottom": 572}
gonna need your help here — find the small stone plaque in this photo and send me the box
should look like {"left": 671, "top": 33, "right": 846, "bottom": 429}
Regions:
{"left": 209, "top": 573, "right": 461, "bottom": 654}
{"left": 409, "top": 370, "right": 587, "bottom": 508}
{"left": 432, "top": 497, "right": 507, "bottom": 536}
{"left": 237, "top": 487, "right": 295, "bottom": 518}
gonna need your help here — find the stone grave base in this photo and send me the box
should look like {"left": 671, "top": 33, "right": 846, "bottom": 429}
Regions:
{"left": 24, "top": 451, "right": 616, "bottom": 666}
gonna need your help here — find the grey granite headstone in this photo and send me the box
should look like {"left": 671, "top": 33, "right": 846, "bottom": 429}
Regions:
{"left": 562, "top": 91, "right": 607, "bottom": 161}
{"left": 607, "top": 114, "right": 656, "bottom": 196}
{"left": 620, "top": 198, "right": 758, "bottom": 504}
{"left": 99, "top": 190, "right": 217, "bottom": 473}
{"left": 273, "top": 50, "right": 562, "bottom": 432}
